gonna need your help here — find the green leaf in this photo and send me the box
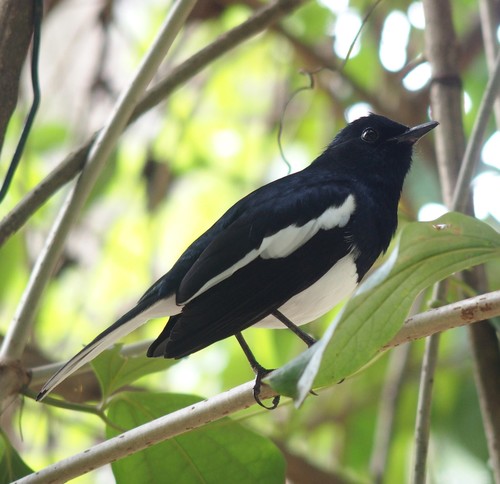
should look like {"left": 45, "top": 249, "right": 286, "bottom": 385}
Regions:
{"left": 0, "top": 432, "right": 33, "bottom": 483}
{"left": 267, "top": 212, "right": 500, "bottom": 405}
{"left": 106, "top": 392, "right": 285, "bottom": 484}
{"left": 91, "top": 345, "right": 175, "bottom": 399}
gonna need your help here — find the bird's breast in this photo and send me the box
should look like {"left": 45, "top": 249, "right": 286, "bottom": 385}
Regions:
{"left": 254, "top": 252, "right": 358, "bottom": 328}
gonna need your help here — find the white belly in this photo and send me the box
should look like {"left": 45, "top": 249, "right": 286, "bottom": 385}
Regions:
{"left": 255, "top": 253, "right": 358, "bottom": 329}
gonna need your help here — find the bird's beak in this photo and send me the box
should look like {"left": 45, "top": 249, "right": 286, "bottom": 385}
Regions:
{"left": 392, "top": 120, "right": 439, "bottom": 143}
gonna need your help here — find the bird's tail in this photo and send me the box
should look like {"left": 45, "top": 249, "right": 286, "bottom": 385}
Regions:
{"left": 36, "top": 297, "right": 174, "bottom": 401}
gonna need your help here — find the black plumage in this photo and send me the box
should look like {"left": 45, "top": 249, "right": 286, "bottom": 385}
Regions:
{"left": 38, "top": 114, "right": 437, "bottom": 405}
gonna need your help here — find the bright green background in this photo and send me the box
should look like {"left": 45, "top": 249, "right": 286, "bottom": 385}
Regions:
{"left": 1, "top": 1, "right": 498, "bottom": 483}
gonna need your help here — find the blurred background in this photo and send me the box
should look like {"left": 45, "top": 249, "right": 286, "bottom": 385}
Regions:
{"left": 0, "top": 0, "right": 499, "bottom": 482}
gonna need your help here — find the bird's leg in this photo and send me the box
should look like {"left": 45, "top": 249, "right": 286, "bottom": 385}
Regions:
{"left": 271, "top": 310, "right": 317, "bottom": 347}
{"left": 235, "top": 332, "right": 280, "bottom": 410}
{"left": 271, "top": 310, "right": 319, "bottom": 397}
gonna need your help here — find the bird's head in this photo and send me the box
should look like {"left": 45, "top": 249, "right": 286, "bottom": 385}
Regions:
{"left": 321, "top": 113, "right": 438, "bottom": 182}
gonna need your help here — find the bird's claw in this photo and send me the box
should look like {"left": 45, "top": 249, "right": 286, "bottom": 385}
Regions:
{"left": 252, "top": 366, "right": 280, "bottom": 410}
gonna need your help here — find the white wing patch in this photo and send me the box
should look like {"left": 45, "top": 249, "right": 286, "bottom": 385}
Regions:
{"left": 182, "top": 195, "right": 356, "bottom": 303}
{"left": 260, "top": 194, "right": 355, "bottom": 259}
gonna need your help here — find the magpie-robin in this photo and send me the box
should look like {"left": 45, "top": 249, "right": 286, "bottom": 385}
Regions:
{"left": 37, "top": 114, "right": 437, "bottom": 407}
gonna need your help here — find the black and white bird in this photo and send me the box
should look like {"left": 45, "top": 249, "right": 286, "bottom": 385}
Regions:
{"left": 38, "top": 114, "right": 437, "bottom": 407}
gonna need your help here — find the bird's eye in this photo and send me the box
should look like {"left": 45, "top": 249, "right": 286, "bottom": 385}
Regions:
{"left": 361, "top": 128, "right": 379, "bottom": 143}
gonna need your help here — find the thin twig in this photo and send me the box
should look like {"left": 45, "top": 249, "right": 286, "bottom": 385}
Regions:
{"left": 276, "top": 0, "right": 383, "bottom": 174}
{"left": 277, "top": 69, "right": 316, "bottom": 174}
{"left": 22, "top": 388, "right": 122, "bottom": 433}
{"left": 340, "top": 0, "right": 382, "bottom": 70}
{"left": 412, "top": 332, "right": 440, "bottom": 483}
{"left": 370, "top": 344, "right": 412, "bottom": 483}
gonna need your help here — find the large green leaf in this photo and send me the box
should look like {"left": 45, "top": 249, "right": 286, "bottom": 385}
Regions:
{"left": 91, "top": 345, "right": 175, "bottom": 400}
{"left": 0, "top": 432, "right": 33, "bottom": 483}
{"left": 267, "top": 212, "right": 500, "bottom": 405}
{"left": 106, "top": 392, "right": 285, "bottom": 484}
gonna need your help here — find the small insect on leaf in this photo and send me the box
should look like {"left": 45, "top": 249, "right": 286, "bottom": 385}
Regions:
{"left": 432, "top": 223, "right": 450, "bottom": 231}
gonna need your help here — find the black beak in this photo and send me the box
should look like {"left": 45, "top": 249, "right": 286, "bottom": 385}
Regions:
{"left": 392, "top": 120, "right": 439, "bottom": 144}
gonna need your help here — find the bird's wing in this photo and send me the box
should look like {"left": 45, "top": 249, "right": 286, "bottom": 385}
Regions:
{"left": 36, "top": 178, "right": 257, "bottom": 400}
{"left": 151, "top": 226, "right": 355, "bottom": 358}
{"left": 37, "top": 179, "right": 252, "bottom": 400}
{"left": 38, "top": 173, "right": 353, "bottom": 399}
{"left": 149, "top": 185, "right": 357, "bottom": 358}
{"left": 177, "top": 183, "right": 356, "bottom": 305}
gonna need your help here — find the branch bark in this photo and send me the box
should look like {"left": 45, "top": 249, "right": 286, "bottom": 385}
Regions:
{"left": 419, "top": 2, "right": 500, "bottom": 482}
{"left": 414, "top": 2, "right": 465, "bottom": 480}
{"left": 0, "top": 0, "right": 34, "bottom": 155}
{"left": 465, "top": 267, "right": 500, "bottom": 484}
{"left": 369, "top": 345, "right": 412, "bottom": 483}
{"left": 423, "top": 0, "right": 466, "bottom": 208}
{"left": 479, "top": 0, "right": 500, "bottom": 126}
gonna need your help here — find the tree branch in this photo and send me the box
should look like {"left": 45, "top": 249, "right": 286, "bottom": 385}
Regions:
{"left": 479, "top": 0, "right": 500, "bottom": 126}
{"left": 423, "top": 0, "right": 466, "bottom": 205}
{"left": 0, "top": 0, "right": 308, "bottom": 249}
{"left": 0, "top": 0, "right": 34, "bottom": 155}
{"left": 451, "top": 9, "right": 500, "bottom": 481}
{"left": 386, "top": 290, "right": 500, "bottom": 348}
{"left": 19, "top": 380, "right": 272, "bottom": 484}
{"left": 0, "top": 0, "right": 197, "bottom": 398}
{"left": 369, "top": 345, "right": 412, "bottom": 483}
{"left": 19, "top": 290, "right": 500, "bottom": 483}
{"left": 413, "top": 2, "right": 467, "bottom": 481}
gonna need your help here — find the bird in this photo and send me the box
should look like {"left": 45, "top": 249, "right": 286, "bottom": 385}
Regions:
{"left": 37, "top": 114, "right": 437, "bottom": 408}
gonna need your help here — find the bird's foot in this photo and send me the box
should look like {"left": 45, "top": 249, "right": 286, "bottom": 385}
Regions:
{"left": 304, "top": 334, "right": 317, "bottom": 348}
{"left": 252, "top": 364, "right": 280, "bottom": 410}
